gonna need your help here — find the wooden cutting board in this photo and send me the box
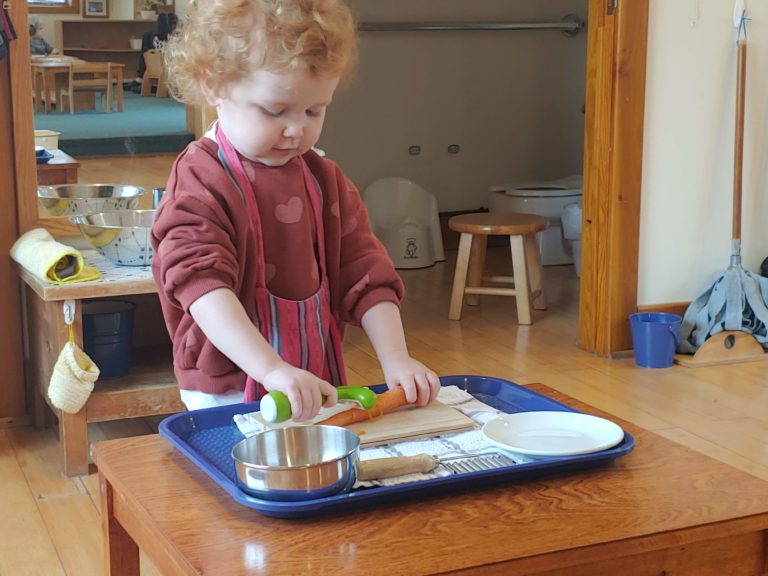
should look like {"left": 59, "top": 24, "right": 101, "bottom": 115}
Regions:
{"left": 345, "top": 400, "right": 477, "bottom": 446}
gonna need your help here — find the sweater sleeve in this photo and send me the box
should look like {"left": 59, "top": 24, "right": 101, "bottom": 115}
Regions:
{"left": 151, "top": 145, "right": 246, "bottom": 312}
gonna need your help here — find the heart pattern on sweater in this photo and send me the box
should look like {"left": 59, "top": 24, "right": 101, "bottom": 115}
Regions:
{"left": 275, "top": 197, "right": 303, "bottom": 223}
{"left": 341, "top": 215, "right": 358, "bottom": 237}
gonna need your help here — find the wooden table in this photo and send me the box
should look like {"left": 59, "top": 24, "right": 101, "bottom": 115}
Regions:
{"left": 92, "top": 384, "right": 768, "bottom": 576}
{"left": 32, "top": 59, "right": 125, "bottom": 114}
{"left": 35, "top": 149, "right": 80, "bottom": 185}
{"left": 17, "top": 249, "right": 184, "bottom": 476}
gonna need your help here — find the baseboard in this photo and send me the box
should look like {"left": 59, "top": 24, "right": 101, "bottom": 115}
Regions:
{"left": 637, "top": 301, "right": 689, "bottom": 318}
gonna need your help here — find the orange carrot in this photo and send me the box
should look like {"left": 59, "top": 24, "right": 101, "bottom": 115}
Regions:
{"left": 317, "top": 386, "right": 409, "bottom": 427}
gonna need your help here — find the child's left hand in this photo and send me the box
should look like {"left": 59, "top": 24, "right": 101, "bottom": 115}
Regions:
{"left": 379, "top": 351, "right": 440, "bottom": 406}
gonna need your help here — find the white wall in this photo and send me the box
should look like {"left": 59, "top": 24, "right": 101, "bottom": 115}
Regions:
{"left": 640, "top": 0, "right": 768, "bottom": 304}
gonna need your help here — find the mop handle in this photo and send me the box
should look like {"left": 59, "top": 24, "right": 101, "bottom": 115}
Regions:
{"left": 732, "top": 39, "right": 746, "bottom": 243}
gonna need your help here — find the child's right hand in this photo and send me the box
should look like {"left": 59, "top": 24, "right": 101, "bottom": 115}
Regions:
{"left": 261, "top": 363, "right": 338, "bottom": 422}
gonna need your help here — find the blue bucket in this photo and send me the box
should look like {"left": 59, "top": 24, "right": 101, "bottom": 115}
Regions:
{"left": 83, "top": 300, "right": 136, "bottom": 379}
{"left": 629, "top": 312, "right": 681, "bottom": 368}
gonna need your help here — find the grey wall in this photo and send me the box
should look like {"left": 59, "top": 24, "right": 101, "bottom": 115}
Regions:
{"left": 319, "top": 0, "right": 588, "bottom": 212}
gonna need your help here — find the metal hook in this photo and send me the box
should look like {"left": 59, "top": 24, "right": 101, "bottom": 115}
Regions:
{"left": 63, "top": 300, "right": 75, "bottom": 325}
{"left": 2, "top": 1, "right": 10, "bottom": 11}
{"left": 63, "top": 300, "right": 76, "bottom": 344}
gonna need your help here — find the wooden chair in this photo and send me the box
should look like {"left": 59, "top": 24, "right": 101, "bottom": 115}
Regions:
{"left": 448, "top": 211, "right": 549, "bottom": 324}
{"left": 141, "top": 49, "right": 169, "bottom": 97}
{"left": 59, "top": 62, "right": 113, "bottom": 114}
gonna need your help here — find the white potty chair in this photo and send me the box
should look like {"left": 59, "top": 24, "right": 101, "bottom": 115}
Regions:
{"left": 363, "top": 177, "right": 445, "bottom": 269}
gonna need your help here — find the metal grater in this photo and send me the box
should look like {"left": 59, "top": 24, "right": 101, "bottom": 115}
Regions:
{"left": 438, "top": 452, "right": 517, "bottom": 474}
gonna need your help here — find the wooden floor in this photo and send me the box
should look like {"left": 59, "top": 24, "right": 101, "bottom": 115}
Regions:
{"left": 4, "top": 156, "right": 768, "bottom": 575}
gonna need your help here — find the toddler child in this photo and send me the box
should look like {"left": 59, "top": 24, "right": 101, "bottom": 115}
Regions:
{"left": 152, "top": 0, "right": 440, "bottom": 420}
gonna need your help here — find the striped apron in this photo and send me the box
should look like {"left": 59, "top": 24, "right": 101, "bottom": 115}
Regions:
{"left": 215, "top": 123, "right": 347, "bottom": 402}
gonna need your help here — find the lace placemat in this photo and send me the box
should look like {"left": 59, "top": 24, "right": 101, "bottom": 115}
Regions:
{"left": 355, "top": 387, "right": 533, "bottom": 487}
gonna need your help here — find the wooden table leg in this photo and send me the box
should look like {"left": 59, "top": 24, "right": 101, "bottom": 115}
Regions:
{"left": 509, "top": 234, "right": 532, "bottom": 325}
{"left": 449, "top": 232, "right": 473, "bottom": 320}
{"left": 42, "top": 298, "right": 91, "bottom": 476}
{"left": 465, "top": 235, "right": 487, "bottom": 306}
{"left": 115, "top": 66, "right": 124, "bottom": 112}
{"left": 33, "top": 70, "right": 44, "bottom": 113}
{"left": 44, "top": 69, "right": 55, "bottom": 113}
{"left": 524, "top": 233, "right": 547, "bottom": 310}
{"left": 100, "top": 474, "right": 140, "bottom": 576}
{"left": 60, "top": 409, "right": 90, "bottom": 476}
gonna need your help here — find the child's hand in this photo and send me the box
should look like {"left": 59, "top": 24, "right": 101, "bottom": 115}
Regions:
{"left": 379, "top": 352, "right": 440, "bottom": 407}
{"left": 261, "top": 363, "right": 338, "bottom": 422}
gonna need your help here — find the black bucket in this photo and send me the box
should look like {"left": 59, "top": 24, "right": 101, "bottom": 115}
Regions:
{"left": 83, "top": 300, "right": 136, "bottom": 379}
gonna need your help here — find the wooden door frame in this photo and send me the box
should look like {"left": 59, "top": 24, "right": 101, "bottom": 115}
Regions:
{"left": 7, "top": 0, "right": 649, "bottom": 356}
{"left": 579, "top": 0, "right": 649, "bottom": 355}
{"left": 8, "top": 3, "right": 39, "bottom": 233}
{"left": 1, "top": 50, "right": 26, "bottom": 421}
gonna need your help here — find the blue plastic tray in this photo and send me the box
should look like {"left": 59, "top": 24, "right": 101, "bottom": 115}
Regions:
{"left": 159, "top": 376, "right": 635, "bottom": 519}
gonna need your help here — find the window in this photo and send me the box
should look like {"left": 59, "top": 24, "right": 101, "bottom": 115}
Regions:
{"left": 29, "top": 0, "right": 81, "bottom": 15}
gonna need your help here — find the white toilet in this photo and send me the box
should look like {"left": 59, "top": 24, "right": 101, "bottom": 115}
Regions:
{"left": 488, "top": 175, "right": 583, "bottom": 266}
{"left": 363, "top": 177, "right": 446, "bottom": 269}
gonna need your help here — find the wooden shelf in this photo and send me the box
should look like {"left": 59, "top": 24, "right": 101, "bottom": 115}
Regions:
{"left": 15, "top": 248, "right": 157, "bottom": 302}
{"left": 56, "top": 20, "right": 156, "bottom": 78}
{"left": 86, "top": 345, "right": 183, "bottom": 423}
{"left": 17, "top": 248, "right": 185, "bottom": 476}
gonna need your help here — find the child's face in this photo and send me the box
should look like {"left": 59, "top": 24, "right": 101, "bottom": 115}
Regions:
{"left": 208, "top": 68, "right": 339, "bottom": 167}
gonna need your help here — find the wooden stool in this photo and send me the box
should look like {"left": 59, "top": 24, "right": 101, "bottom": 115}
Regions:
{"left": 448, "top": 212, "right": 548, "bottom": 324}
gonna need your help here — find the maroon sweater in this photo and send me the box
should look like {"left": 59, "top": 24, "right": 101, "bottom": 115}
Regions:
{"left": 151, "top": 139, "right": 402, "bottom": 394}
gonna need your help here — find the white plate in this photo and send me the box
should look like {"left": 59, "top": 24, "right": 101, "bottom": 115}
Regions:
{"left": 481, "top": 411, "right": 624, "bottom": 456}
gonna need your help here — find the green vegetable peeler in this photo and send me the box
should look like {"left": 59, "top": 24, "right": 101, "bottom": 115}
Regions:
{"left": 259, "top": 386, "right": 377, "bottom": 423}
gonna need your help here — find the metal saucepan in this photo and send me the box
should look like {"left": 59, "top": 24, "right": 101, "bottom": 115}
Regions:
{"left": 231, "top": 425, "right": 437, "bottom": 501}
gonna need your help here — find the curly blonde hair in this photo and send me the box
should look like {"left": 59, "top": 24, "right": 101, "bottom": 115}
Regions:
{"left": 165, "top": 0, "right": 357, "bottom": 104}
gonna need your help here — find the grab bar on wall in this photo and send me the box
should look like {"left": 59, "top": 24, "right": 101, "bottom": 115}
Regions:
{"left": 358, "top": 15, "right": 584, "bottom": 36}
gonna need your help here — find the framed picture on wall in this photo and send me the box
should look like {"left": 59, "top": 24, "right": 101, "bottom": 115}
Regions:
{"left": 82, "top": 0, "right": 108, "bottom": 18}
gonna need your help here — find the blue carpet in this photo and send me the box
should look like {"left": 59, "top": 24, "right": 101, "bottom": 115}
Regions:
{"left": 34, "top": 89, "right": 194, "bottom": 156}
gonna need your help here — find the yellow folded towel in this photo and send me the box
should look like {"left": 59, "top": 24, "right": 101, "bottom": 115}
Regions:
{"left": 48, "top": 342, "right": 100, "bottom": 414}
{"left": 10, "top": 228, "right": 99, "bottom": 283}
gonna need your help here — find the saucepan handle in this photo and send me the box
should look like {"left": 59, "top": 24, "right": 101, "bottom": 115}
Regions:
{"left": 357, "top": 454, "right": 437, "bottom": 481}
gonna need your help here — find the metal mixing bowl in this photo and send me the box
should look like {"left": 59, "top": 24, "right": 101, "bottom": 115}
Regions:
{"left": 231, "top": 425, "right": 361, "bottom": 501}
{"left": 38, "top": 184, "right": 145, "bottom": 217}
{"left": 70, "top": 209, "right": 156, "bottom": 267}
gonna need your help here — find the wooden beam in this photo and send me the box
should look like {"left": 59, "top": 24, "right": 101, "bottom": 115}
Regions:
{"left": 1, "top": 7, "right": 31, "bottom": 419}
{"left": 8, "top": 2, "right": 38, "bottom": 234}
{"left": 579, "top": 0, "right": 649, "bottom": 355}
